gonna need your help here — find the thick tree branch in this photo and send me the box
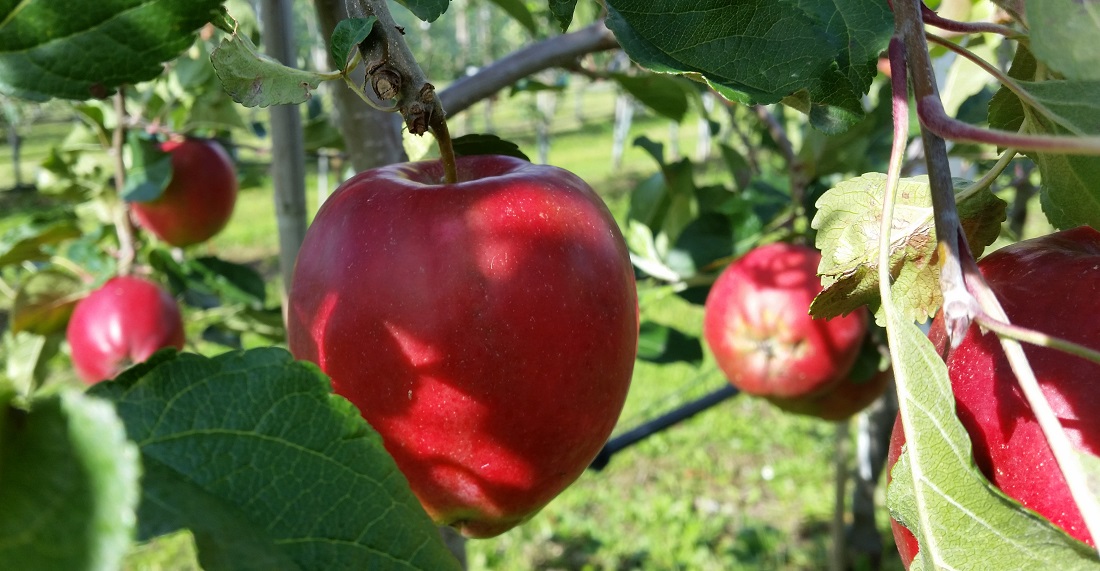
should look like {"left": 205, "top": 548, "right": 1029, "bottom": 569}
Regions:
{"left": 439, "top": 22, "right": 619, "bottom": 117}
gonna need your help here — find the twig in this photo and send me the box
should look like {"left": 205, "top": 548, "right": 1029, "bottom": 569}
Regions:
{"left": 974, "top": 312, "right": 1100, "bottom": 367}
{"left": 895, "top": 0, "right": 976, "bottom": 348}
{"left": 348, "top": 0, "right": 456, "bottom": 182}
{"left": 920, "top": 4, "right": 1020, "bottom": 37}
{"left": 918, "top": 96, "right": 1100, "bottom": 155}
{"left": 111, "top": 89, "right": 137, "bottom": 276}
{"left": 753, "top": 105, "right": 807, "bottom": 229}
{"left": 439, "top": 22, "right": 619, "bottom": 117}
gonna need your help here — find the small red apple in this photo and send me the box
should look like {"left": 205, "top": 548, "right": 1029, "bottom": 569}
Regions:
{"left": 888, "top": 226, "right": 1100, "bottom": 567}
{"left": 287, "top": 155, "right": 639, "bottom": 538}
{"left": 129, "top": 137, "right": 238, "bottom": 248}
{"left": 703, "top": 242, "right": 868, "bottom": 400}
{"left": 66, "top": 275, "right": 186, "bottom": 384}
{"left": 767, "top": 367, "right": 891, "bottom": 421}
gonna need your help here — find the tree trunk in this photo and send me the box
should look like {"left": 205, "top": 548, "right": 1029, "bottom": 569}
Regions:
{"left": 260, "top": 0, "right": 309, "bottom": 298}
{"left": 313, "top": 0, "right": 406, "bottom": 172}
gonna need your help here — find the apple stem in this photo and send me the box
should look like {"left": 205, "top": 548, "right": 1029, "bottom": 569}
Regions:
{"left": 961, "top": 257, "right": 1100, "bottom": 552}
{"left": 894, "top": 0, "right": 976, "bottom": 348}
{"left": 974, "top": 312, "right": 1100, "bottom": 369}
{"left": 920, "top": 4, "right": 1019, "bottom": 38}
{"left": 348, "top": 0, "right": 458, "bottom": 183}
{"left": 111, "top": 89, "right": 138, "bottom": 277}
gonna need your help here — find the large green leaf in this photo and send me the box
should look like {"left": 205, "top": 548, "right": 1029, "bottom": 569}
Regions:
{"left": 211, "top": 21, "right": 332, "bottom": 108}
{"left": 610, "top": 72, "right": 692, "bottom": 123}
{"left": 10, "top": 269, "right": 84, "bottom": 335}
{"left": 604, "top": 0, "right": 893, "bottom": 133}
{"left": 885, "top": 314, "right": 1100, "bottom": 570}
{"left": 0, "top": 0, "right": 224, "bottom": 100}
{"left": 811, "top": 174, "right": 1006, "bottom": 324}
{"left": 88, "top": 349, "right": 461, "bottom": 570}
{"left": 394, "top": 0, "right": 450, "bottom": 22}
{"left": 0, "top": 390, "right": 141, "bottom": 571}
{"left": 487, "top": 0, "right": 538, "bottom": 35}
{"left": 1027, "top": 0, "right": 1100, "bottom": 81}
{"left": 548, "top": 0, "right": 580, "bottom": 32}
{"left": 0, "top": 219, "right": 81, "bottom": 268}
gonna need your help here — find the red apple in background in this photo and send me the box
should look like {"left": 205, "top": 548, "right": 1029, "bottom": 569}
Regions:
{"left": 66, "top": 275, "right": 186, "bottom": 383}
{"left": 129, "top": 137, "right": 238, "bottom": 248}
{"left": 888, "top": 226, "right": 1100, "bottom": 567}
{"left": 287, "top": 155, "right": 639, "bottom": 538}
{"left": 767, "top": 367, "right": 891, "bottom": 421}
{"left": 703, "top": 242, "right": 868, "bottom": 400}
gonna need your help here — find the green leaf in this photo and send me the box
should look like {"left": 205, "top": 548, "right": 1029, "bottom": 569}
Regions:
{"left": 1033, "top": 148, "right": 1100, "bottom": 230}
{"left": 452, "top": 133, "right": 531, "bottom": 161}
{"left": 0, "top": 219, "right": 81, "bottom": 268}
{"left": 637, "top": 321, "right": 703, "bottom": 365}
{"left": 810, "top": 173, "right": 1006, "bottom": 324}
{"left": 630, "top": 137, "right": 699, "bottom": 245}
{"left": 885, "top": 315, "right": 1100, "bottom": 570}
{"left": 0, "top": 0, "right": 224, "bottom": 101}
{"left": 149, "top": 249, "right": 267, "bottom": 308}
{"left": 88, "top": 349, "right": 461, "bottom": 570}
{"left": 487, "top": 0, "right": 538, "bottom": 35}
{"left": 330, "top": 17, "right": 377, "bottom": 72}
{"left": 548, "top": 0, "right": 580, "bottom": 32}
{"left": 0, "top": 390, "right": 141, "bottom": 571}
{"left": 122, "top": 133, "right": 173, "bottom": 203}
{"left": 394, "top": 0, "right": 450, "bottom": 22}
{"left": 2, "top": 331, "right": 62, "bottom": 397}
{"left": 988, "top": 44, "right": 1036, "bottom": 132}
{"left": 611, "top": 72, "right": 691, "bottom": 123}
{"left": 11, "top": 269, "right": 84, "bottom": 335}
{"left": 1027, "top": 0, "right": 1100, "bottom": 81}
{"left": 211, "top": 22, "right": 332, "bottom": 107}
{"left": 665, "top": 213, "right": 734, "bottom": 278}
{"left": 604, "top": 0, "right": 893, "bottom": 133}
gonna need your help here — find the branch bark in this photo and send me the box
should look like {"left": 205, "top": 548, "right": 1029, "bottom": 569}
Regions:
{"left": 260, "top": 0, "right": 309, "bottom": 296}
{"left": 439, "top": 22, "right": 619, "bottom": 117}
{"left": 313, "top": 0, "right": 406, "bottom": 171}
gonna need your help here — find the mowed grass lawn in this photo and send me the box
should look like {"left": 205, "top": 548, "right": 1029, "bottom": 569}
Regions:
{"left": 2, "top": 84, "right": 905, "bottom": 570}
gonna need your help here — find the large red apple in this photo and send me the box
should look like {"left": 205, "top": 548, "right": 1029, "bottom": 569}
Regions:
{"left": 888, "top": 226, "right": 1100, "bottom": 567}
{"left": 287, "top": 155, "right": 639, "bottom": 538}
{"left": 129, "top": 137, "right": 238, "bottom": 248}
{"left": 66, "top": 275, "right": 186, "bottom": 383}
{"left": 703, "top": 242, "right": 868, "bottom": 400}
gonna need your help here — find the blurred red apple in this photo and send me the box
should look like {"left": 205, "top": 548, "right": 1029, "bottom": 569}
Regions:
{"left": 768, "top": 367, "right": 891, "bottom": 421}
{"left": 703, "top": 242, "right": 868, "bottom": 400}
{"left": 66, "top": 275, "right": 186, "bottom": 383}
{"left": 130, "top": 137, "right": 238, "bottom": 248}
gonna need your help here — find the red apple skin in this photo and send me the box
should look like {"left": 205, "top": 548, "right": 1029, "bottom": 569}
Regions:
{"left": 130, "top": 138, "right": 238, "bottom": 248}
{"left": 703, "top": 242, "right": 868, "bottom": 399}
{"left": 66, "top": 276, "right": 186, "bottom": 384}
{"left": 767, "top": 367, "right": 891, "bottom": 421}
{"left": 889, "top": 226, "right": 1100, "bottom": 567}
{"left": 287, "top": 155, "right": 639, "bottom": 538}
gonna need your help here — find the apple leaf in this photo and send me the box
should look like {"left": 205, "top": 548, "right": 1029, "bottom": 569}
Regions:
{"left": 329, "top": 17, "right": 377, "bottom": 72}
{"left": 87, "top": 348, "right": 461, "bottom": 570}
{"left": 610, "top": 72, "right": 692, "bottom": 123}
{"left": 0, "top": 219, "right": 82, "bottom": 268}
{"left": 149, "top": 249, "right": 267, "bottom": 309}
{"left": 451, "top": 133, "right": 531, "bottom": 161}
{"left": 884, "top": 314, "right": 1100, "bottom": 570}
{"left": 548, "top": 0, "right": 581, "bottom": 32}
{"left": 637, "top": 321, "right": 703, "bottom": 365}
{"left": 122, "top": 133, "right": 173, "bottom": 203}
{"left": 987, "top": 43, "right": 1036, "bottom": 132}
{"left": 11, "top": 269, "right": 84, "bottom": 335}
{"left": 810, "top": 173, "right": 1006, "bottom": 325}
{"left": 2, "top": 330, "right": 63, "bottom": 397}
{"left": 1027, "top": 0, "right": 1100, "bottom": 81}
{"left": 0, "top": 0, "right": 224, "bottom": 101}
{"left": 487, "top": 0, "right": 538, "bottom": 35}
{"left": 211, "top": 20, "right": 333, "bottom": 108}
{"left": 393, "top": 0, "right": 450, "bottom": 22}
{"left": 604, "top": 0, "right": 893, "bottom": 133}
{"left": 0, "top": 390, "right": 141, "bottom": 571}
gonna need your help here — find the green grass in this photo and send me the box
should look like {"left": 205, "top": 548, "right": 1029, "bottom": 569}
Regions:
{"left": 2, "top": 85, "right": 906, "bottom": 570}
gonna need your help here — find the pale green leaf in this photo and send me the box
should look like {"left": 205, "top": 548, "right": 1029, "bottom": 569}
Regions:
{"left": 211, "top": 24, "right": 332, "bottom": 108}
{"left": 548, "top": 0, "right": 580, "bottom": 32}
{"left": 0, "top": 391, "right": 142, "bottom": 571}
{"left": 885, "top": 315, "right": 1099, "bottom": 570}
{"left": 330, "top": 17, "right": 377, "bottom": 71}
{"left": 88, "top": 348, "right": 461, "bottom": 570}
{"left": 1027, "top": 0, "right": 1100, "bottom": 81}
{"left": 810, "top": 173, "right": 1006, "bottom": 324}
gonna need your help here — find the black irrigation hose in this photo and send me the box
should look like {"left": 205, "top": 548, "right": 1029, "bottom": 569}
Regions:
{"left": 588, "top": 384, "right": 740, "bottom": 471}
